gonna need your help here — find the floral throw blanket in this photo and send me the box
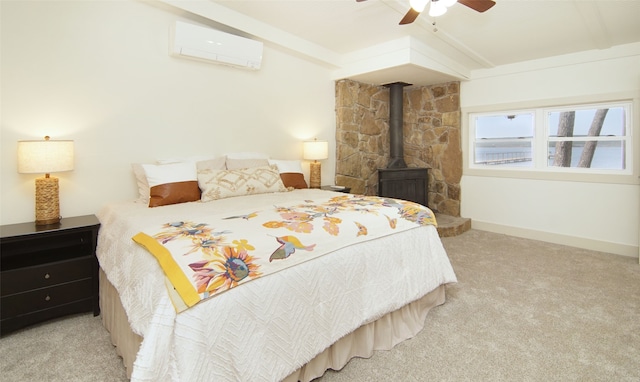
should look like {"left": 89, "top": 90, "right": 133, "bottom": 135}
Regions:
{"left": 132, "top": 194, "right": 437, "bottom": 312}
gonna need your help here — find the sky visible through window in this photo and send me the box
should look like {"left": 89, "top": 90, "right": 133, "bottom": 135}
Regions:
{"left": 548, "top": 107, "right": 625, "bottom": 136}
{"left": 476, "top": 113, "right": 533, "bottom": 139}
{"left": 475, "top": 107, "right": 625, "bottom": 139}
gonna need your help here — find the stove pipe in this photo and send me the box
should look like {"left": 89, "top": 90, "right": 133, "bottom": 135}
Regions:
{"left": 384, "top": 82, "right": 411, "bottom": 168}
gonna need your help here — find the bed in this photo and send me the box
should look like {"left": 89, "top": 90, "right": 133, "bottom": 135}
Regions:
{"left": 96, "top": 159, "right": 457, "bottom": 381}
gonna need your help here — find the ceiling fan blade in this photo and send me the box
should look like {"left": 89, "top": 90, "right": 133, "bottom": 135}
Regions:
{"left": 458, "top": 0, "right": 496, "bottom": 13}
{"left": 399, "top": 8, "right": 421, "bottom": 25}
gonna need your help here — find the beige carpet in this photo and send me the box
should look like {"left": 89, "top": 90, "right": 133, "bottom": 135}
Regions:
{"left": 1, "top": 230, "right": 638, "bottom": 381}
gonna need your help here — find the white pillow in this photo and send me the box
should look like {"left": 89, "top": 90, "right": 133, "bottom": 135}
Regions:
{"left": 196, "top": 157, "right": 227, "bottom": 172}
{"left": 132, "top": 163, "right": 150, "bottom": 204}
{"left": 268, "top": 159, "right": 304, "bottom": 174}
{"left": 141, "top": 162, "right": 200, "bottom": 207}
{"left": 142, "top": 162, "right": 197, "bottom": 186}
{"left": 268, "top": 159, "right": 308, "bottom": 189}
{"left": 226, "top": 157, "right": 270, "bottom": 170}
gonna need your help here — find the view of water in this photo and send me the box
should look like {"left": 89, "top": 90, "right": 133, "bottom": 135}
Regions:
{"left": 475, "top": 143, "right": 625, "bottom": 169}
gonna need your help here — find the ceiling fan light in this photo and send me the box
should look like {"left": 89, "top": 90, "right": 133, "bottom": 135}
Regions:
{"left": 428, "top": 0, "right": 447, "bottom": 17}
{"left": 442, "top": 0, "right": 457, "bottom": 7}
{"left": 410, "top": 0, "right": 428, "bottom": 12}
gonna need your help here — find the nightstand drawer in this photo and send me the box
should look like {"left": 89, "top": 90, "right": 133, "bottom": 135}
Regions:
{"left": 1, "top": 231, "right": 92, "bottom": 270}
{"left": 1, "top": 256, "right": 94, "bottom": 296}
{"left": 0, "top": 278, "right": 93, "bottom": 319}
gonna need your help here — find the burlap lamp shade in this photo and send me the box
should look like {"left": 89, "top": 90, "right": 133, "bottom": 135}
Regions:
{"left": 18, "top": 136, "right": 74, "bottom": 225}
{"left": 303, "top": 139, "right": 328, "bottom": 189}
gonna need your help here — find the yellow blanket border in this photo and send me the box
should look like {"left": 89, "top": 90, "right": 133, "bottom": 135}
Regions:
{"left": 132, "top": 232, "right": 200, "bottom": 308}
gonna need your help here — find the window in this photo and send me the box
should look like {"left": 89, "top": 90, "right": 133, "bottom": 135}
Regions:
{"left": 546, "top": 106, "right": 627, "bottom": 170}
{"left": 470, "top": 101, "right": 632, "bottom": 174}
{"left": 473, "top": 111, "right": 534, "bottom": 168}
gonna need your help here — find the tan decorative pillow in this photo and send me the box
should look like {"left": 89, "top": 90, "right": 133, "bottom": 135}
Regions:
{"left": 199, "top": 165, "right": 287, "bottom": 202}
{"left": 196, "top": 157, "right": 227, "bottom": 173}
{"left": 225, "top": 158, "right": 269, "bottom": 170}
{"left": 225, "top": 152, "right": 269, "bottom": 159}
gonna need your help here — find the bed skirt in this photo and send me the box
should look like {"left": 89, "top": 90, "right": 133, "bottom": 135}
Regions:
{"left": 99, "top": 269, "right": 446, "bottom": 381}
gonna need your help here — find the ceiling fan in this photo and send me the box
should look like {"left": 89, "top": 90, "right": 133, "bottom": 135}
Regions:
{"left": 357, "top": 0, "right": 496, "bottom": 25}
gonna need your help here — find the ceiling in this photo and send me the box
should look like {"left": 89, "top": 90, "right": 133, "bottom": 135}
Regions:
{"left": 160, "top": 0, "right": 640, "bottom": 86}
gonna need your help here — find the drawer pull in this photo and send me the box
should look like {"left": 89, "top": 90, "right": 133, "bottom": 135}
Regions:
{"left": 44, "top": 273, "right": 51, "bottom": 279}
{"left": 45, "top": 295, "right": 51, "bottom": 301}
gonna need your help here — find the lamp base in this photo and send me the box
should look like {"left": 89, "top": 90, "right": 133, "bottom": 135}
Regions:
{"left": 309, "top": 162, "right": 321, "bottom": 189}
{"left": 35, "top": 176, "right": 61, "bottom": 225}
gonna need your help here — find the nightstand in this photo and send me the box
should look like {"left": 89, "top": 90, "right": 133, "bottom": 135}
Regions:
{"left": 321, "top": 185, "right": 351, "bottom": 193}
{"left": 0, "top": 215, "right": 100, "bottom": 336}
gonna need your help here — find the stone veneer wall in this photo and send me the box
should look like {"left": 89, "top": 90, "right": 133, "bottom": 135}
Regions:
{"left": 334, "top": 79, "right": 462, "bottom": 217}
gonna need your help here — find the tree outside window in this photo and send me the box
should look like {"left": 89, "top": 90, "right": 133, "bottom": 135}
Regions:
{"left": 548, "top": 106, "right": 626, "bottom": 170}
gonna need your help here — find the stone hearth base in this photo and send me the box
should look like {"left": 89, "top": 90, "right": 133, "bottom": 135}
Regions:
{"left": 435, "top": 214, "right": 471, "bottom": 237}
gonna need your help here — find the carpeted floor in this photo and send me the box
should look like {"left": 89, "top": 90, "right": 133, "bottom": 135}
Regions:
{"left": 1, "top": 230, "right": 638, "bottom": 381}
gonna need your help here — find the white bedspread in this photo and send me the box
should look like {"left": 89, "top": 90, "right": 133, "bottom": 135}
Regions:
{"left": 96, "top": 189, "right": 457, "bottom": 381}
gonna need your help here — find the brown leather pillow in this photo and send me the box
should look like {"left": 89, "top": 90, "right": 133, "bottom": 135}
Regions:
{"left": 280, "top": 173, "right": 308, "bottom": 189}
{"left": 149, "top": 181, "right": 201, "bottom": 207}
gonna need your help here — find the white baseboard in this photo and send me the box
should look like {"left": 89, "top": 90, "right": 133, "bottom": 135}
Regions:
{"left": 471, "top": 220, "right": 639, "bottom": 259}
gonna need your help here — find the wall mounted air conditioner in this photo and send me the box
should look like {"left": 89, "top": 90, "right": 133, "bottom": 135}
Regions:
{"left": 170, "top": 21, "right": 263, "bottom": 70}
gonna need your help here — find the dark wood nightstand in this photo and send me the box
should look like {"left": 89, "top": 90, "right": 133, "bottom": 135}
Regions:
{"left": 321, "top": 185, "right": 351, "bottom": 193}
{"left": 0, "top": 215, "right": 100, "bottom": 336}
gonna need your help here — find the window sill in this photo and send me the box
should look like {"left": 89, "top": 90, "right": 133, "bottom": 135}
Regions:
{"left": 464, "top": 166, "right": 639, "bottom": 185}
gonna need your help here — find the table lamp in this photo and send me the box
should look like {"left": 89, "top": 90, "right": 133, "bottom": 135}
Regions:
{"left": 303, "top": 139, "right": 328, "bottom": 189}
{"left": 18, "top": 136, "right": 74, "bottom": 225}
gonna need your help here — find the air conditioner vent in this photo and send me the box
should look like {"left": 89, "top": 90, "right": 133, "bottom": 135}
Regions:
{"left": 170, "top": 21, "right": 263, "bottom": 70}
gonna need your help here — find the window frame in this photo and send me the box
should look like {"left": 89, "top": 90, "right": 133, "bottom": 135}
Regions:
{"left": 470, "top": 109, "right": 537, "bottom": 170}
{"left": 463, "top": 95, "right": 638, "bottom": 185}
{"left": 543, "top": 102, "right": 631, "bottom": 173}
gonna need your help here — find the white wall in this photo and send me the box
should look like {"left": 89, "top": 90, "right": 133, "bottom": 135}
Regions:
{"left": 0, "top": 0, "right": 336, "bottom": 225}
{"left": 461, "top": 46, "right": 640, "bottom": 257}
